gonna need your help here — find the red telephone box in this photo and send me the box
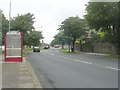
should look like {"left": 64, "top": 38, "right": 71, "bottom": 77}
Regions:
{"left": 4, "top": 31, "right": 22, "bottom": 62}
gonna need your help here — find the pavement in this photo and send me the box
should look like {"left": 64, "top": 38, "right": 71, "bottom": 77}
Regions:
{"left": 0, "top": 56, "right": 42, "bottom": 88}
{"left": 84, "top": 52, "right": 110, "bottom": 56}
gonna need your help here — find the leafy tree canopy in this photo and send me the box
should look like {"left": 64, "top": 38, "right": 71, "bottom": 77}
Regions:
{"left": 58, "top": 16, "right": 87, "bottom": 52}
{"left": 26, "top": 31, "right": 43, "bottom": 46}
{"left": 0, "top": 10, "right": 9, "bottom": 45}
{"left": 59, "top": 16, "right": 86, "bottom": 39}
{"left": 85, "top": 2, "right": 119, "bottom": 44}
{"left": 11, "top": 13, "right": 35, "bottom": 34}
{"left": 1, "top": 10, "right": 43, "bottom": 46}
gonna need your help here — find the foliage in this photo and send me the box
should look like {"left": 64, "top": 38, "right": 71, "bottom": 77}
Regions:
{"left": 58, "top": 16, "right": 87, "bottom": 52}
{"left": 87, "top": 30, "right": 106, "bottom": 44}
{"left": 1, "top": 10, "right": 43, "bottom": 46}
{"left": 85, "top": 2, "right": 119, "bottom": 44}
{"left": 59, "top": 48, "right": 69, "bottom": 53}
{"left": 54, "top": 31, "right": 65, "bottom": 44}
{"left": 51, "top": 31, "right": 67, "bottom": 49}
{"left": 0, "top": 10, "right": 9, "bottom": 45}
{"left": 11, "top": 13, "right": 35, "bottom": 33}
{"left": 26, "top": 31, "right": 43, "bottom": 47}
{"left": 23, "top": 47, "right": 32, "bottom": 57}
{"left": 10, "top": 13, "right": 35, "bottom": 45}
{"left": 50, "top": 38, "right": 60, "bottom": 46}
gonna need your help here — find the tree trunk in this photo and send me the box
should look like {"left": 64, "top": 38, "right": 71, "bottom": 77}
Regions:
{"left": 79, "top": 40, "right": 82, "bottom": 51}
{"left": 62, "top": 45, "right": 64, "bottom": 49}
{"left": 115, "top": 43, "right": 119, "bottom": 54}
{"left": 71, "top": 38, "right": 76, "bottom": 52}
{"left": 61, "top": 42, "right": 64, "bottom": 49}
{"left": 68, "top": 44, "right": 71, "bottom": 53}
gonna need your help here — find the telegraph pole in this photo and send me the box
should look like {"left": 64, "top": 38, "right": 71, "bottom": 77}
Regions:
{"left": 9, "top": 0, "right": 11, "bottom": 31}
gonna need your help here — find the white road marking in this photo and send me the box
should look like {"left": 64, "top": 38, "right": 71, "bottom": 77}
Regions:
{"left": 73, "top": 59, "right": 80, "bottom": 62}
{"left": 44, "top": 52, "right": 119, "bottom": 71}
{"left": 58, "top": 55, "right": 66, "bottom": 59}
{"left": 81, "top": 61, "right": 92, "bottom": 64}
{"left": 106, "top": 67, "right": 119, "bottom": 71}
{"left": 50, "top": 54, "right": 54, "bottom": 56}
{"left": 73, "top": 59, "right": 92, "bottom": 64}
{"left": 73, "top": 59, "right": 119, "bottom": 70}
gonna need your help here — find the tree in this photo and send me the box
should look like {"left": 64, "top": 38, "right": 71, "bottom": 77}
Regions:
{"left": 85, "top": 2, "right": 119, "bottom": 44}
{"left": 11, "top": 13, "right": 35, "bottom": 33}
{"left": 59, "top": 16, "right": 86, "bottom": 52}
{"left": 53, "top": 31, "right": 66, "bottom": 49}
{"left": 11, "top": 13, "right": 35, "bottom": 45}
{"left": 0, "top": 10, "right": 9, "bottom": 45}
{"left": 26, "top": 31, "right": 43, "bottom": 47}
{"left": 50, "top": 38, "right": 59, "bottom": 46}
{"left": 85, "top": 2, "right": 120, "bottom": 54}
{"left": 0, "top": 11, "right": 44, "bottom": 47}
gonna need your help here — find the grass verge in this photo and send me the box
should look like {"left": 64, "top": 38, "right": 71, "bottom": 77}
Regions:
{"left": 23, "top": 47, "right": 32, "bottom": 57}
{"left": 59, "top": 48, "right": 80, "bottom": 54}
{"left": 59, "top": 48, "right": 119, "bottom": 59}
{"left": 106, "top": 54, "right": 120, "bottom": 59}
{"left": 59, "top": 48, "right": 69, "bottom": 53}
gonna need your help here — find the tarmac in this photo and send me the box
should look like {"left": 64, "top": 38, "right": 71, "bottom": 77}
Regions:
{"left": 0, "top": 56, "right": 42, "bottom": 89}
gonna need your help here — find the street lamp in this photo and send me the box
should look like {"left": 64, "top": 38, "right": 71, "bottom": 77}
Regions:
{"left": 9, "top": 0, "right": 11, "bottom": 31}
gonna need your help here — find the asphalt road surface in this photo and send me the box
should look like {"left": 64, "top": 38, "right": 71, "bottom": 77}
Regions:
{"left": 28, "top": 48, "right": 118, "bottom": 88}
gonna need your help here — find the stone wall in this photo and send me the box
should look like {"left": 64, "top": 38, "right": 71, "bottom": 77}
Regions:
{"left": 74, "top": 43, "right": 117, "bottom": 54}
{"left": 93, "top": 43, "right": 117, "bottom": 54}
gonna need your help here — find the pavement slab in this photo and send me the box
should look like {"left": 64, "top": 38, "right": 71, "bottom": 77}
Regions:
{"left": 2, "top": 57, "right": 42, "bottom": 88}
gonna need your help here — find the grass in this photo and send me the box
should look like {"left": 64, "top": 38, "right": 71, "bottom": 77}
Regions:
{"left": 59, "top": 48, "right": 119, "bottom": 59}
{"left": 59, "top": 48, "right": 69, "bottom": 53}
{"left": 59, "top": 48, "right": 80, "bottom": 54}
{"left": 106, "top": 54, "right": 120, "bottom": 59}
{"left": 22, "top": 47, "right": 32, "bottom": 57}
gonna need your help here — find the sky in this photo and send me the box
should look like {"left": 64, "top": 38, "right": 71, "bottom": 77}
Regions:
{"left": 0, "top": 0, "right": 89, "bottom": 44}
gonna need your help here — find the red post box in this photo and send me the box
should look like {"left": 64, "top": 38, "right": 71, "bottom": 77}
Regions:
{"left": 4, "top": 31, "right": 22, "bottom": 62}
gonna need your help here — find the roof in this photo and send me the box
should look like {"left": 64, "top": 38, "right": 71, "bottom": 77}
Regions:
{"left": 7, "top": 31, "right": 21, "bottom": 35}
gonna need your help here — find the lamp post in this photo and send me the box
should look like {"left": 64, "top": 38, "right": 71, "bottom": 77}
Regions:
{"left": 9, "top": 0, "right": 11, "bottom": 31}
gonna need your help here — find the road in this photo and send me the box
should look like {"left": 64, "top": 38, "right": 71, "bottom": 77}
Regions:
{"left": 28, "top": 48, "right": 118, "bottom": 88}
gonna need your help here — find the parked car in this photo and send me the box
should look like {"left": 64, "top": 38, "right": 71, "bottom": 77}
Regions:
{"left": 54, "top": 45, "right": 59, "bottom": 48}
{"left": 33, "top": 46, "right": 40, "bottom": 52}
{"left": 44, "top": 46, "right": 50, "bottom": 49}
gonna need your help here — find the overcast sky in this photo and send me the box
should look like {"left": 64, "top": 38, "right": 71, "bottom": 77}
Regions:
{"left": 0, "top": 0, "right": 89, "bottom": 44}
